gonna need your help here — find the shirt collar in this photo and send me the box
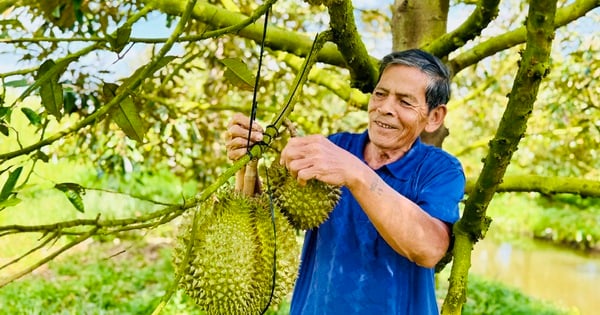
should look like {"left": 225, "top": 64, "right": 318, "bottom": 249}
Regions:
{"left": 359, "top": 130, "right": 426, "bottom": 180}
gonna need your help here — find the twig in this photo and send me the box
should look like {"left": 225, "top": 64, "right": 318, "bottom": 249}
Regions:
{"left": 0, "top": 226, "right": 99, "bottom": 288}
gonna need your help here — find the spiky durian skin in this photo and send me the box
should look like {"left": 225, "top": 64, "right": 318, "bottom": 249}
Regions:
{"left": 173, "top": 187, "right": 301, "bottom": 314}
{"left": 251, "top": 194, "right": 300, "bottom": 310}
{"left": 173, "top": 190, "right": 260, "bottom": 315}
{"left": 268, "top": 163, "right": 341, "bottom": 230}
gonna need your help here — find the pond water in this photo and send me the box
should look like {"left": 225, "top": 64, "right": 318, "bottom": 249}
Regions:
{"left": 470, "top": 238, "right": 600, "bottom": 315}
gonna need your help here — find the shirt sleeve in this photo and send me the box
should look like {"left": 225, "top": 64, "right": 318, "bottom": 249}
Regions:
{"left": 416, "top": 154, "right": 465, "bottom": 224}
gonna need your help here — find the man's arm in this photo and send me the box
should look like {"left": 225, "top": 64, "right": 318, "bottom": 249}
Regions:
{"left": 280, "top": 134, "right": 454, "bottom": 268}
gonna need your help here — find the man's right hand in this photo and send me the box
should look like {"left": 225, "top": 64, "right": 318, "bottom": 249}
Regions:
{"left": 225, "top": 113, "right": 265, "bottom": 161}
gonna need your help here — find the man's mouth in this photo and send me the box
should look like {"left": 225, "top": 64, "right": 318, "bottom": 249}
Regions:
{"left": 375, "top": 120, "right": 396, "bottom": 129}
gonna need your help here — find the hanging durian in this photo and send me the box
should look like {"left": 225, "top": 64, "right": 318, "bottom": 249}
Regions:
{"left": 172, "top": 190, "right": 260, "bottom": 314}
{"left": 252, "top": 193, "right": 300, "bottom": 309}
{"left": 172, "top": 161, "right": 300, "bottom": 314}
{"left": 267, "top": 161, "right": 341, "bottom": 230}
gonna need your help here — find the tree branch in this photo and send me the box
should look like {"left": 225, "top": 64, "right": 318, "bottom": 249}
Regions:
{"left": 442, "top": 0, "right": 558, "bottom": 312}
{"left": 141, "top": 0, "right": 369, "bottom": 70}
{"left": 466, "top": 175, "right": 600, "bottom": 197}
{"left": 424, "top": 0, "right": 500, "bottom": 59}
{"left": 324, "top": 0, "right": 379, "bottom": 92}
{"left": 448, "top": 0, "right": 598, "bottom": 74}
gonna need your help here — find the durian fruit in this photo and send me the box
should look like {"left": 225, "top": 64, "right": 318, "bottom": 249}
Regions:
{"left": 173, "top": 190, "right": 259, "bottom": 315}
{"left": 251, "top": 194, "right": 300, "bottom": 310}
{"left": 267, "top": 161, "right": 341, "bottom": 230}
{"left": 172, "top": 186, "right": 300, "bottom": 314}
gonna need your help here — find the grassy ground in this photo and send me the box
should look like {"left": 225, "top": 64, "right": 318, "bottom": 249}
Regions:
{"left": 0, "top": 155, "right": 592, "bottom": 314}
{"left": 0, "top": 235, "right": 573, "bottom": 315}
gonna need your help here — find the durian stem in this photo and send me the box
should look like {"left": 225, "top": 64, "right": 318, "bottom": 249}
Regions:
{"left": 283, "top": 118, "right": 299, "bottom": 137}
{"left": 235, "top": 167, "right": 246, "bottom": 192}
{"left": 243, "top": 159, "right": 259, "bottom": 196}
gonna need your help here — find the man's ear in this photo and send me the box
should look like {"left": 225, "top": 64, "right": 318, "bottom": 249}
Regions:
{"left": 424, "top": 105, "right": 447, "bottom": 133}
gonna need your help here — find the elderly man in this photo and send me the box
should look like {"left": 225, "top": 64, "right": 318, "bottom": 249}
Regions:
{"left": 226, "top": 49, "right": 465, "bottom": 315}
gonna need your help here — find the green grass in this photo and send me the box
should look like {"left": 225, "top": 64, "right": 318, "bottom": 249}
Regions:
{"left": 0, "top": 237, "right": 288, "bottom": 315}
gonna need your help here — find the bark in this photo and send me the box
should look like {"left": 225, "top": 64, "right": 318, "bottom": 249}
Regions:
{"left": 423, "top": 0, "right": 500, "bottom": 60}
{"left": 141, "top": 0, "right": 598, "bottom": 78}
{"left": 448, "top": 0, "right": 599, "bottom": 74}
{"left": 441, "top": 0, "right": 558, "bottom": 313}
{"left": 325, "top": 0, "right": 379, "bottom": 93}
{"left": 391, "top": 0, "right": 448, "bottom": 51}
{"left": 466, "top": 175, "right": 600, "bottom": 198}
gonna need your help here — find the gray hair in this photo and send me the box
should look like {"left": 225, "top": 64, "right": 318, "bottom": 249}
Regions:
{"left": 378, "top": 49, "right": 451, "bottom": 111}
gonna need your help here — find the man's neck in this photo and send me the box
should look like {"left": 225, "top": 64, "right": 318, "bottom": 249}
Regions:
{"left": 364, "top": 142, "right": 411, "bottom": 169}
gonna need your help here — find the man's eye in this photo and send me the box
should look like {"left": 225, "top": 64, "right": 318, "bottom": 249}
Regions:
{"left": 401, "top": 100, "right": 414, "bottom": 107}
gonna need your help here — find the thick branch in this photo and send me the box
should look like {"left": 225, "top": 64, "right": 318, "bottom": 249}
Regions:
{"left": 466, "top": 175, "right": 600, "bottom": 197}
{"left": 448, "top": 0, "right": 598, "bottom": 74}
{"left": 141, "top": 0, "right": 379, "bottom": 73}
{"left": 442, "top": 0, "right": 558, "bottom": 313}
{"left": 424, "top": 0, "right": 500, "bottom": 59}
{"left": 325, "top": 0, "right": 379, "bottom": 92}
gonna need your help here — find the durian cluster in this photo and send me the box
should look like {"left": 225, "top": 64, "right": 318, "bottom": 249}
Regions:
{"left": 267, "top": 161, "right": 342, "bottom": 230}
{"left": 172, "top": 160, "right": 341, "bottom": 314}
{"left": 172, "top": 188, "right": 300, "bottom": 315}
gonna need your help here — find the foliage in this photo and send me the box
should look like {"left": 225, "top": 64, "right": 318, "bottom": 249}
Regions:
{"left": 0, "top": 238, "right": 570, "bottom": 315}
{"left": 532, "top": 195, "right": 600, "bottom": 251}
{"left": 460, "top": 276, "right": 576, "bottom": 315}
{"left": 476, "top": 193, "right": 600, "bottom": 252}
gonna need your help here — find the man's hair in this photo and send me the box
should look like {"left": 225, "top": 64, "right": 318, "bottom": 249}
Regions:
{"left": 378, "top": 49, "right": 451, "bottom": 111}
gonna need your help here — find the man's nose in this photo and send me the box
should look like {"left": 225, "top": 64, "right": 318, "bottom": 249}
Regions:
{"left": 377, "top": 98, "right": 395, "bottom": 115}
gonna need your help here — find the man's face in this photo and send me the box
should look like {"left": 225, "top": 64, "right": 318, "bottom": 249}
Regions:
{"left": 367, "top": 64, "right": 431, "bottom": 152}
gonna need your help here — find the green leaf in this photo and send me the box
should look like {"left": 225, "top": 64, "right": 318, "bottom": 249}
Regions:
{"left": 121, "top": 55, "right": 177, "bottom": 88}
{"left": 63, "top": 90, "right": 77, "bottom": 114}
{"left": 0, "top": 106, "right": 10, "bottom": 120}
{"left": 0, "top": 122, "right": 8, "bottom": 136}
{"left": 55, "top": 182, "right": 84, "bottom": 194}
{"left": 152, "top": 55, "right": 177, "bottom": 73}
{"left": 4, "top": 79, "right": 28, "bottom": 87}
{"left": 0, "top": 197, "right": 21, "bottom": 210}
{"left": 21, "top": 107, "right": 42, "bottom": 126}
{"left": 112, "top": 97, "right": 147, "bottom": 142}
{"left": 102, "top": 83, "right": 147, "bottom": 142}
{"left": 37, "top": 59, "right": 64, "bottom": 120}
{"left": 55, "top": 183, "right": 85, "bottom": 213}
{"left": 34, "top": 150, "right": 50, "bottom": 163}
{"left": 108, "top": 25, "right": 132, "bottom": 53}
{"left": 0, "top": 166, "right": 23, "bottom": 201}
{"left": 220, "top": 58, "right": 256, "bottom": 91}
{"left": 102, "top": 82, "right": 119, "bottom": 98}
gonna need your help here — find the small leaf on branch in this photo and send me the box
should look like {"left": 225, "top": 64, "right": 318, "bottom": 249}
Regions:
{"left": 55, "top": 182, "right": 85, "bottom": 213}
{"left": 37, "top": 59, "right": 64, "bottom": 120}
{"left": 0, "top": 107, "right": 10, "bottom": 119}
{"left": 0, "top": 166, "right": 23, "bottom": 201}
{"left": 108, "top": 25, "right": 132, "bottom": 53}
{"left": 0, "top": 122, "right": 8, "bottom": 136}
{"left": 21, "top": 107, "right": 42, "bottom": 126}
{"left": 220, "top": 58, "right": 256, "bottom": 91}
{"left": 4, "top": 79, "right": 28, "bottom": 87}
{"left": 0, "top": 197, "right": 21, "bottom": 209}
{"left": 111, "top": 97, "right": 147, "bottom": 142}
{"left": 63, "top": 90, "right": 77, "bottom": 114}
{"left": 102, "top": 83, "right": 147, "bottom": 142}
{"left": 121, "top": 56, "right": 177, "bottom": 89}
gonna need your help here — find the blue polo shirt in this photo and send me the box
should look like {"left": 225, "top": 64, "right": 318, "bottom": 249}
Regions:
{"left": 289, "top": 131, "right": 465, "bottom": 315}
